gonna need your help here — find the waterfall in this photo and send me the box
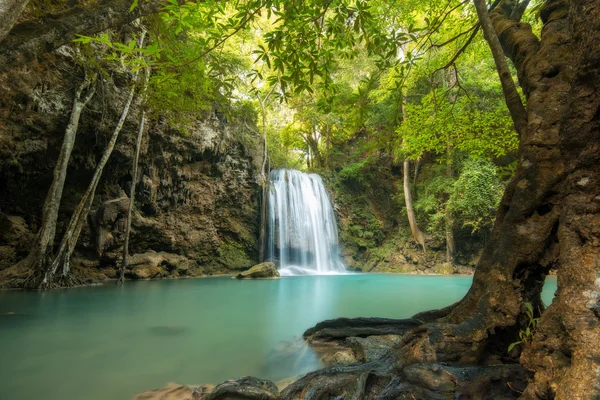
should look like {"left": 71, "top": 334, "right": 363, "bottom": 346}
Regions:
{"left": 267, "top": 169, "right": 346, "bottom": 276}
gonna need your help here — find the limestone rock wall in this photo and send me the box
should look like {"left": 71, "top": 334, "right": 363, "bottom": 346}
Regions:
{"left": 0, "top": 49, "right": 262, "bottom": 281}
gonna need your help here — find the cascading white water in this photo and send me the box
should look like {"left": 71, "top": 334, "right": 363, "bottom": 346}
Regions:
{"left": 267, "top": 169, "right": 346, "bottom": 276}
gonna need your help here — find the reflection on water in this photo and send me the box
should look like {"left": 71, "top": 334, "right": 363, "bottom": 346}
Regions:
{"left": 0, "top": 274, "right": 557, "bottom": 400}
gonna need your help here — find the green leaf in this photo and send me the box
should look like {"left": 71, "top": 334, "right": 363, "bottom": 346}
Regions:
{"left": 508, "top": 341, "right": 522, "bottom": 353}
{"left": 525, "top": 302, "right": 534, "bottom": 314}
{"left": 129, "top": 0, "right": 138, "bottom": 12}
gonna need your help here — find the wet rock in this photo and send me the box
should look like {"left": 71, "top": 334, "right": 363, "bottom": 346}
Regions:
{"left": 304, "top": 317, "right": 422, "bottom": 342}
{"left": 433, "top": 262, "right": 454, "bottom": 275}
{"left": 130, "top": 265, "right": 165, "bottom": 279}
{"left": 347, "top": 335, "right": 403, "bottom": 362}
{"left": 134, "top": 383, "right": 214, "bottom": 400}
{"left": 205, "top": 376, "right": 280, "bottom": 400}
{"left": 235, "top": 262, "right": 279, "bottom": 279}
{"left": 330, "top": 349, "right": 358, "bottom": 365}
{"left": 124, "top": 250, "right": 197, "bottom": 279}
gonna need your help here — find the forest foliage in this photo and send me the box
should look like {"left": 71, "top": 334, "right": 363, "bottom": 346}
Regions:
{"left": 21, "top": 0, "right": 542, "bottom": 269}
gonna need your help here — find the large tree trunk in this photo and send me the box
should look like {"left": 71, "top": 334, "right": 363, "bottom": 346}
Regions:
{"left": 402, "top": 0, "right": 600, "bottom": 396}
{"left": 1, "top": 72, "right": 96, "bottom": 288}
{"left": 0, "top": 0, "right": 183, "bottom": 74}
{"left": 0, "top": 0, "right": 29, "bottom": 42}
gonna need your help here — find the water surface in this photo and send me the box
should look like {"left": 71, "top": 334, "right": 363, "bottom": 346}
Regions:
{"left": 0, "top": 274, "right": 557, "bottom": 399}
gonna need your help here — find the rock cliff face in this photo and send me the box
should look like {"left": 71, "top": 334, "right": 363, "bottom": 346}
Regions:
{"left": 0, "top": 50, "right": 262, "bottom": 282}
{"left": 325, "top": 146, "right": 480, "bottom": 275}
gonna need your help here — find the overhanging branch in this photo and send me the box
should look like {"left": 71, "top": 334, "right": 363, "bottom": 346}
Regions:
{"left": 473, "top": 0, "right": 528, "bottom": 135}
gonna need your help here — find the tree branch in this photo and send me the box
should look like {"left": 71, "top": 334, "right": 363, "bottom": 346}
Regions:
{"left": 473, "top": 0, "right": 528, "bottom": 135}
{"left": 434, "top": 24, "right": 480, "bottom": 73}
{"left": 489, "top": 0, "right": 540, "bottom": 95}
{"left": 510, "top": 0, "right": 531, "bottom": 20}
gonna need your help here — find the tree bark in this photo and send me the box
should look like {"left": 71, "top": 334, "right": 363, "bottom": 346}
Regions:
{"left": 42, "top": 31, "right": 146, "bottom": 287}
{"left": 0, "top": 0, "right": 29, "bottom": 42}
{"left": 119, "top": 67, "right": 149, "bottom": 284}
{"left": 4, "top": 71, "right": 96, "bottom": 287}
{"left": 403, "top": 158, "right": 426, "bottom": 252}
{"left": 0, "top": 0, "right": 184, "bottom": 74}
{"left": 473, "top": 0, "right": 528, "bottom": 135}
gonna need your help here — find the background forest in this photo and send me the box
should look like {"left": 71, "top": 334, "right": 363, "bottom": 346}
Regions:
{"left": 105, "top": 0, "right": 526, "bottom": 273}
{"left": 0, "top": 0, "right": 540, "bottom": 284}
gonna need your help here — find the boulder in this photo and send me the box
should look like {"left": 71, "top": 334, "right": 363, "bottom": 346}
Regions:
{"left": 235, "top": 262, "right": 279, "bottom": 279}
{"left": 433, "top": 262, "right": 454, "bottom": 275}
{"left": 205, "top": 376, "right": 280, "bottom": 400}
{"left": 330, "top": 350, "right": 358, "bottom": 365}
{"left": 347, "top": 334, "right": 403, "bottom": 362}
{"left": 124, "top": 250, "right": 197, "bottom": 279}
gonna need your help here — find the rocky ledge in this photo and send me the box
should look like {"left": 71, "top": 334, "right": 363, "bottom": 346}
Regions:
{"left": 234, "top": 262, "right": 280, "bottom": 279}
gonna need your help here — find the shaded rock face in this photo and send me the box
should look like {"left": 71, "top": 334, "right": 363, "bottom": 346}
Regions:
{"left": 324, "top": 152, "right": 482, "bottom": 275}
{"left": 235, "top": 262, "right": 279, "bottom": 279}
{"left": 0, "top": 215, "right": 33, "bottom": 270}
{"left": 0, "top": 50, "right": 262, "bottom": 280}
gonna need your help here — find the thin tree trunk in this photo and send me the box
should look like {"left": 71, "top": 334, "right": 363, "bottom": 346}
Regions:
{"left": 444, "top": 70, "right": 456, "bottom": 264}
{"left": 7, "top": 72, "right": 96, "bottom": 287}
{"left": 258, "top": 85, "right": 275, "bottom": 183}
{"left": 257, "top": 86, "right": 274, "bottom": 263}
{"left": 0, "top": 0, "right": 29, "bottom": 42}
{"left": 413, "top": 157, "right": 420, "bottom": 185}
{"left": 403, "top": 158, "right": 426, "bottom": 252}
{"left": 325, "top": 123, "right": 331, "bottom": 172}
{"left": 42, "top": 31, "right": 146, "bottom": 288}
{"left": 118, "top": 68, "right": 149, "bottom": 284}
{"left": 445, "top": 158, "right": 455, "bottom": 263}
{"left": 400, "top": 85, "right": 426, "bottom": 253}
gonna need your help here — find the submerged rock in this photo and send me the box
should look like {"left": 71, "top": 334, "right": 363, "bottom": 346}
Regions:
{"left": 134, "top": 382, "right": 214, "bottom": 399}
{"left": 235, "top": 262, "right": 279, "bottom": 279}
